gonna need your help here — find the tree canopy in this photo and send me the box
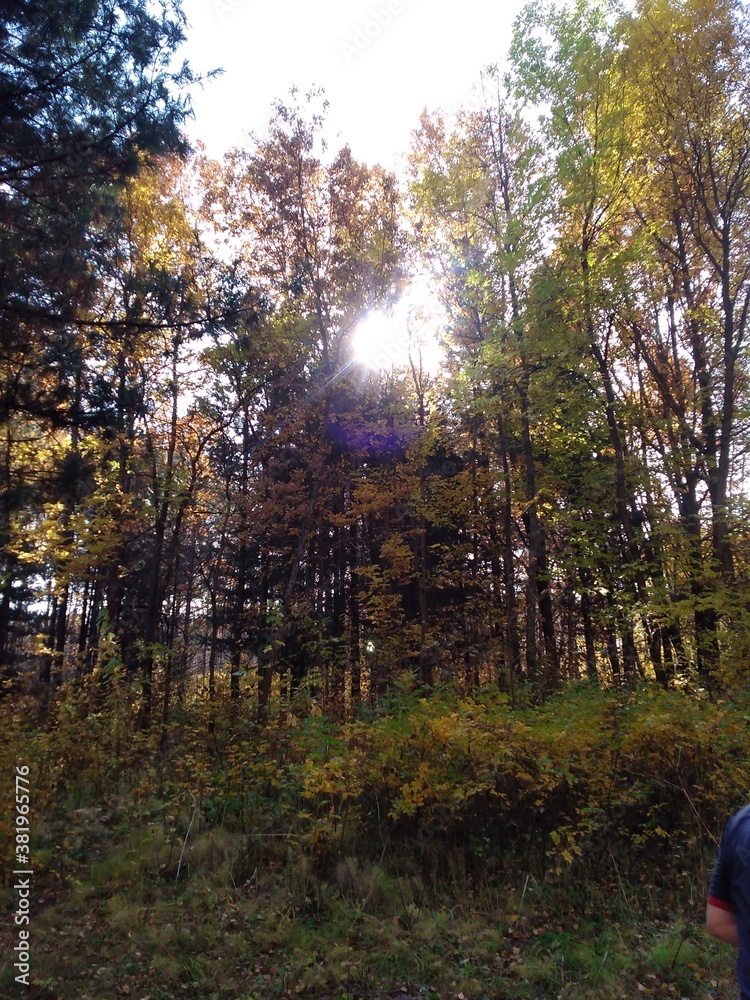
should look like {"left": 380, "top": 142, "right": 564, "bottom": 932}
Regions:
{"left": 1, "top": 0, "right": 749, "bottom": 717}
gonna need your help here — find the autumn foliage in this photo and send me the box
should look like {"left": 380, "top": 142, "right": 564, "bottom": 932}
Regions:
{"left": 2, "top": 1, "right": 750, "bottom": 994}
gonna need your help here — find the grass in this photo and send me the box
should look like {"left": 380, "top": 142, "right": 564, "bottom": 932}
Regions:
{"left": 3, "top": 681, "right": 749, "bottom": 999}
{"left": 0, "top": 798, "right": 740, "bottom": 1000}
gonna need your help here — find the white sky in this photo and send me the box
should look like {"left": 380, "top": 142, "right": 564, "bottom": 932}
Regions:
{"left": 178, "top": 0, "right": 526, "bottom": 170}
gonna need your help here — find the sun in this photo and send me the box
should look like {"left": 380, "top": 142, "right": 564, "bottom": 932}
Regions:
{"left": 352, "top": 277, "right": 446, "bottom": 374}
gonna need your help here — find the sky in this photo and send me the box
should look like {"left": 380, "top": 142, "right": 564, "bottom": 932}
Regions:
{"left": 177, "top": 0, "right": 527, "bottom": 171}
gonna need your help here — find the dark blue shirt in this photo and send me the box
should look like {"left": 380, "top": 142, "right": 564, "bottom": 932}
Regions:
{"left": 709, "top": 803, "right": 750, "bottom": 999}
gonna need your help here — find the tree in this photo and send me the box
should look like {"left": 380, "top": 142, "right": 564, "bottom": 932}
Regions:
{"left": 0, "top": 0, "right": 196, "bottom": 421}
{"left": 410, "top": 90, "right": 564, "bottom": 688}
{"left": 198, "top": 96, "right": 405, "bottom": 715}
{"left": 0, "top": 0, "right": 196, "bottom": 686}
{"left": 618, "top": 0, "right": 750, "bottom": 680}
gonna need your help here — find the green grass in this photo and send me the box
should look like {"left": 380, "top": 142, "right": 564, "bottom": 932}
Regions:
{"left": 0, "top": 802, "right": 740, "bottom": 1000}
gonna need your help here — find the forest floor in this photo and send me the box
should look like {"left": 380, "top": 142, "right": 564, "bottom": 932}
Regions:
{"left": 4, "top": 681, "right": 750, "bottom": 999}
{"left": 0, "top": 793, "right": 739, "bottom": 1000}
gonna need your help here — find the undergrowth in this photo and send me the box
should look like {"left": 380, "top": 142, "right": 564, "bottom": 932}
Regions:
{"left": 1, "top": 676, "right": 747, "bottom": 998}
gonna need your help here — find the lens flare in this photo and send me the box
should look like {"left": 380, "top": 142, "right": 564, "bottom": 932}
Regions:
{"left": 352, "top": 278, "right": 446, "bottom": 374}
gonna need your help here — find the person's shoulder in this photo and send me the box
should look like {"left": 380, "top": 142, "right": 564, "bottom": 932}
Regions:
{"left": 724, "top": 803, "right": 750, "bottom": 845}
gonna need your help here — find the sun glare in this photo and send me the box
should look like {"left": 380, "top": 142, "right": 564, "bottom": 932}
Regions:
{"left": 352, "top": 278, "right": 446, "bottom": 374}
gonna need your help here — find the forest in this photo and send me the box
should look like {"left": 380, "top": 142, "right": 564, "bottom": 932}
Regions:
{"left": 2, "top": 0, "right": 750, "bottom": 997}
